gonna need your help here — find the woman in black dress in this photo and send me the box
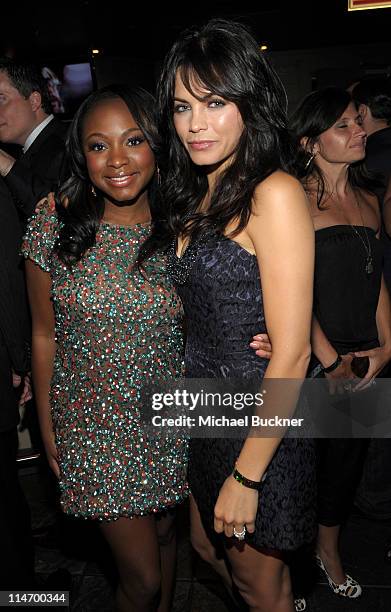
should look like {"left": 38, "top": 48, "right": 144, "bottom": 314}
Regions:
{"left": 156, "top": 19, "right": 316, "bottom": 611}
{"left": 253, "top": 87, "right": 391, "bottom": 600}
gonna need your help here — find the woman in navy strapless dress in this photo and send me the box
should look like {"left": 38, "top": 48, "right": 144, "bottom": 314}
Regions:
{"left": 157, "top": 19, "right": 316, "bottom": 611}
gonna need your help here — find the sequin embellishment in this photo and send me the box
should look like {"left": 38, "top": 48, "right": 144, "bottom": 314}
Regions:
{"left": 167, "top": 232, "right": 211, "bottom": 285}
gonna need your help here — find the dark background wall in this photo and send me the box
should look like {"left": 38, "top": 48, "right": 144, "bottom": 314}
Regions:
{"left": 2, "top": 1, "right": 391, "bottom": 112}
{"left": 269, "top": 41, "right": 391, "bottom": 112}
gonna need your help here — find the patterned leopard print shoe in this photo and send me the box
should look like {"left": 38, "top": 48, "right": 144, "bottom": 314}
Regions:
{"left": 294, "top": 597, "right": 306, "bottom": 611}
{"left": 315, "top": 554, "right": 362, "bottom": 598}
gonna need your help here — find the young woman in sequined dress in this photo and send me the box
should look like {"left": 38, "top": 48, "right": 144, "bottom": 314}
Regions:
{"left": 22, "top": 85, "right": 188, "bottom": 612}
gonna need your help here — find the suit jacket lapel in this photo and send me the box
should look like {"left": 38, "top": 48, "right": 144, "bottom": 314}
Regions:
{"left": 22, "top": 119, "right": 60, "bottom": 162}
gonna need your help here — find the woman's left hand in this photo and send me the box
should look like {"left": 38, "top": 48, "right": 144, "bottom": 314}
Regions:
{"left": 352, "top": 345, "right": 391, "bottom": 391}
{"left": 214, "top": 474, "right": 258, "bottom": 538}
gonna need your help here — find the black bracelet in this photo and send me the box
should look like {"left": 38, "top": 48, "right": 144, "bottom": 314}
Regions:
{"left": 323, "top": 354, "right": 342, "bottom": 373}
{"left": 232, "top": 467, "right": 261, "bottom": 490}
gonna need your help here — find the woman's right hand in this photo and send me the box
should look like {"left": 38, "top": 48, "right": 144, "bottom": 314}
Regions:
{"left": 42, "top": 430, "right": 60, "bottom": 479}
{"left": 324, "top": 353, "right": 357, "bottom": 395}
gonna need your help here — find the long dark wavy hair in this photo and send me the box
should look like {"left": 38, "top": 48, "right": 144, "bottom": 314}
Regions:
{"left": 154, "top": 18, "right": 297, "bottom": 244}
{"left": 289, "top": 87, "right": 379, "bottom": 208}
{"left": 55, "top": 85, "right": 163, "bottom": 267}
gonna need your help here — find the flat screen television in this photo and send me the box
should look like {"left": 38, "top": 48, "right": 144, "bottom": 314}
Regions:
{"left": 41, "top": 60, "right": 95, "bottom": 119}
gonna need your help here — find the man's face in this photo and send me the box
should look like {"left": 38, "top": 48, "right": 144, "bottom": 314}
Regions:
{"left": 0, "top": 71, "right": 37, "bottom": 146}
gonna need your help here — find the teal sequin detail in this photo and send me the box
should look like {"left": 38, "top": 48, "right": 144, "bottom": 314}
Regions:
{"left": 22, "top": 199, "right": 188, "bottom": 520}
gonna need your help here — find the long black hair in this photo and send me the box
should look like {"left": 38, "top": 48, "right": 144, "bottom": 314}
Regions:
{"left": 289, "top": 87, "right": 379, "bottom": 208}
{"left": 155, "top": 18, "right": 297, "bottom": 243}
{"left": 55, "top": 84, "right": 163, "bottom": 267}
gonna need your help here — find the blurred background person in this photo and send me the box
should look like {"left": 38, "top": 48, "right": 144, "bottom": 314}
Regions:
{"left": 0, "top": 177, "right": 34, "bottom": 589}
{"left": 351, "top": 78, "right": 391, "bottom": 291}
{"left": 0, "top": 58, "right": 68, "bottom": 484}
{"left": 291, "top": 86, "right": 391, "bottom": 598}
{"left": 351, "top": 78, "right": 391, "bottom": 198}
{"left": 383, "top": 178, "right": 391, "bottom": 238}
{"left": 41, "top": 66, "right": 65, "bottom": 114}
{"left": 0, "top": 58, "right": 67, "bottom": 220}
{"left": 350, "top": 78, "right": 391, "bottom": 539}
{"left": 253, "top": 86, "right": 391, "bottom": 599}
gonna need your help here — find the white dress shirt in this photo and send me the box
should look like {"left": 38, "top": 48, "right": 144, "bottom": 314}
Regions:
{"left": 23, "top": 115, "right": 54, "bottom": 153}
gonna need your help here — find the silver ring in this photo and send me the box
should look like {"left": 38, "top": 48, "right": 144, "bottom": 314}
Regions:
{"left": 343, "top": 383, "right": 351, "bottom": 391}
{"left": 233, "top": 526, "right": 246, "bottom": 540}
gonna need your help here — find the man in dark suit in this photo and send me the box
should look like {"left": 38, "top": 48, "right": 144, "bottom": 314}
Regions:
{"left": 0, "top": 58, "right": 67, "bottom": 460}
{"left": 0, "top": 177, "right": 34, "bottom": 588}
{"left": 352, "top": 79, "right": 391, "bottom": 561}
{"left": 0, "top": 58, "right": 67, "bottom": 219}
{"left": 352, "top": 78, "right": 391, "bottom": 291}
{"left": 352, "top": 78, "right": 391, "bottom": 191}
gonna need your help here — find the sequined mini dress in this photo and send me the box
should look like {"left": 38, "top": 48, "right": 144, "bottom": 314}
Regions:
{"left": 22, "top": 197, "right": 188, "bottom": 520}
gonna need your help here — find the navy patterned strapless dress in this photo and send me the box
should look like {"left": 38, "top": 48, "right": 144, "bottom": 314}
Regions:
{"left": 168, "top": 231, "right": 316, "bottom": 551}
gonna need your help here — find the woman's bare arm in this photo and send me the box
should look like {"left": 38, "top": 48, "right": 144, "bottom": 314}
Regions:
{"left": 214, "top": 171, "right": 314, "bottom": 535}
{"left": 25, "top": 259, "right": 59, "bottom": 477}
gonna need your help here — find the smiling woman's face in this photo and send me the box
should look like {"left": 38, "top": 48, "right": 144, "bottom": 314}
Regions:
{"left": 82, "top": 97, "right": 155, "bottom": 203}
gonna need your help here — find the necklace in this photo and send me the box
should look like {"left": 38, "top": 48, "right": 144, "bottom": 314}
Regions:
{"left": 351, "top": 191, "right": 373, "bottom": 275}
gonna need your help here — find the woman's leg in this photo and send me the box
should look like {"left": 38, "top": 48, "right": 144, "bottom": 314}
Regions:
{"left": 316, "top": 523, "right": 345, "bottom": 583}
{"left": 317, "top": 438, "right": 369, "bottom": 583}
{"left": 100, "top": 515, "right": 161, "bottom": 612}
{"left": 155, "top": 510, "right": 177, "bottom": 612}
{"left": 224, "top": 543, "right": 294, "bottom": 612}
{"left": 189, "top": 495, "right": 233, "bottom": 591}
{"left": 190, "top": 496, "right": 294, "bottom": 610}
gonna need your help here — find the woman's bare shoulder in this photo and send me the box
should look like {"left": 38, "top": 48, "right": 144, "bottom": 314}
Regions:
{"left": 252, "top": 170, "right": 307, "bottom": 214}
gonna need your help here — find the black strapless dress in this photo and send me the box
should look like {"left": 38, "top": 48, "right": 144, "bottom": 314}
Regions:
{"left": 168, "top": 232, "right": 317, "bottom": 551}
{"left": 314, "top": 225, "right": 382, "bottom": 357}
{"left": 313, "top": 225, "right": 383, "bottom": 526}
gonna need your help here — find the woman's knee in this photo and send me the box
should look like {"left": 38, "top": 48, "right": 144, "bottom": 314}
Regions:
{"left": 120, "top": 564, "right": 161, "bottom": 603}
{"left": 232, "top": 561, "right": 292, "bottom": 609}
{"left": 233, "top": 580, "right": 291, "bottom": 610}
